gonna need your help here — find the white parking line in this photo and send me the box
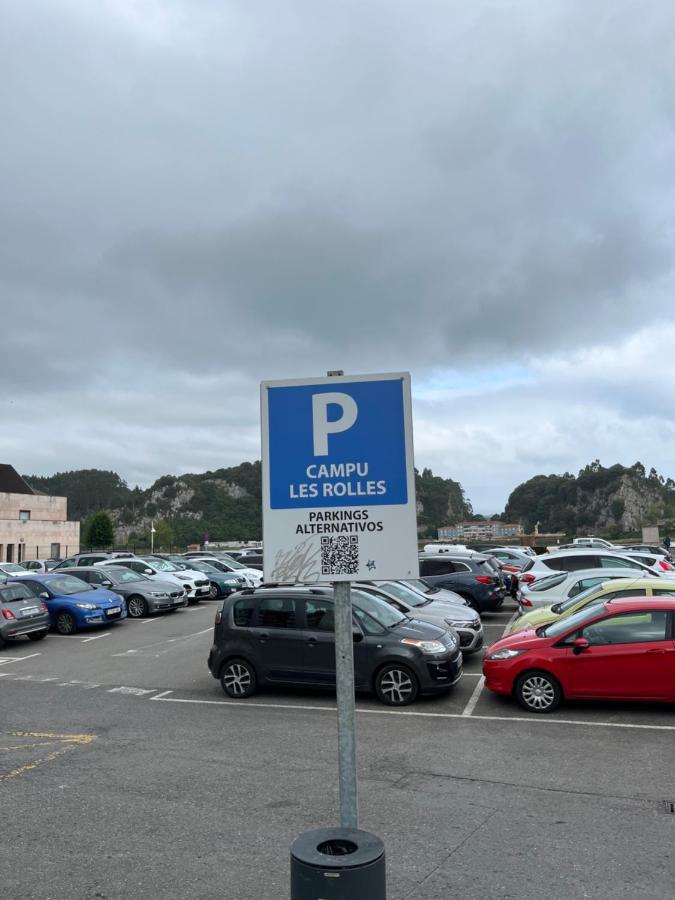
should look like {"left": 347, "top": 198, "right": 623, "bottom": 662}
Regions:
{"left": 107, "top": 686, "right": 157, "bottom": 696}
{"left": 461, "top": 677, "right": 486, "bottom": 716}
{"left": 81, "top": 632, "right": 111, "bottom": 643}
{"left": 460, "top": 612, "right": 517, "bottom": 716}
{"left": 0, "top": 652, "right": 40, "bottom": 665}
{"left": 111, "top": 627, "right": 212, "bottom": 657}
{"left": 151, "top": 690, "right": 174, "bottom": 700}
{"left": 148, "top": 694, "right": 675, "bottom": 731}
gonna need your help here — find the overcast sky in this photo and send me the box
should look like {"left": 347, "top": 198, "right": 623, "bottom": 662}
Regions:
{"left": 3, "top": 1, "right": 675, "bottom": 513}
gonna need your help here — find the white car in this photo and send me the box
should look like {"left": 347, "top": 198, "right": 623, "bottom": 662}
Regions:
{"left": 96, "top": 558, "right": 202, "bottom": 603}
{"left": 517, "top": 567, "right": 651, "bottom": 613}
{"left": 516, "top": 548, "right": 655, "bottom": 586}
{"left": 618, "top": 549, "right": 675, "bottom": 575}
{"left": 188, "top": 556, "right": 263, "bottom": 587}
{"left": 0, "top": 562, "right": 30, "bottom": 578}
{"left": 134, "top": 557, "right": 212, "bottom": 601}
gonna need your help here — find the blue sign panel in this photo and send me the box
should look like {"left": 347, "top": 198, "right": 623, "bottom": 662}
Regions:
{"left": 266, "top": 378, "right": 408, "bottom": 509}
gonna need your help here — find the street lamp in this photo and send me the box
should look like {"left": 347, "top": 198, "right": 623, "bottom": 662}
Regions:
{"left": 150, "top": 520, "right": 156, "bottom": 553}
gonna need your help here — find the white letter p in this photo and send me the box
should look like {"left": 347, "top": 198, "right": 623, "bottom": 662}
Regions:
{"left": 312, "top": 392, "right": 358, "bottom": 456}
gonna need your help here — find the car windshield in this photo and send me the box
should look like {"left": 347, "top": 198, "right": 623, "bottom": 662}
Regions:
{"left": 105, "top": 567, "right": 147, "bottom": 584}
{"left": 190, "top": 561, "right": 219, "bottom": 574}
{"left": 540, "top": 603, "right": 605, "bottom": 637}
{"left": 555, "top": 583, "right": 618, "bottom": 614}
{"left": 218, "top": 555, "right": 245, "bottom": 569}
{"left": 406, "top": 578, "right": 438, "bottom": 595}
{"left": 375, "top": 581, "right": 427, "bottom": 608}
{"left": 1, "top": 563, "right": 27, "bottom": 574}
{"left": 352, "top": 590, "right": 406, "bottom": 627}
{"left": 143, "top": 558, "right": 178, "bottom": 572}
{"left": 528, "top": 573, "right": 567, "bottom": 592}
{"left": 45, "top": 576, "right": 93, "bottom": 595}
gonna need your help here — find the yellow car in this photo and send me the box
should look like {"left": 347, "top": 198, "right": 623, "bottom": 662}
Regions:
{"left": 508, "top": 577, "right": 675, "bottom": 634}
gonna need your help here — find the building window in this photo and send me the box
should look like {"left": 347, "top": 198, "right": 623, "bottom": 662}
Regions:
{"left": 19, "top": 510, "right": 30, "bottom": 522}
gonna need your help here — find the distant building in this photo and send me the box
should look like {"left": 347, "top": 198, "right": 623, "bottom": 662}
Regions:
{"left": 0, "top": 464, "right": 80, "bottom": 562}
{"left": 438, "top": 520, "right": 524, "bottom": 541}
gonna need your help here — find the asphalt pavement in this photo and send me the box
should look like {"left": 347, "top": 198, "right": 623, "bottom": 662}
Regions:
{"left": 1, "top": 600, "right": 674, "bottom": 899}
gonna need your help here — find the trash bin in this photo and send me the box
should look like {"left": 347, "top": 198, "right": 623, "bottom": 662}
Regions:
{"left": 290, "top": 827, "right": 385, "bottom": 899}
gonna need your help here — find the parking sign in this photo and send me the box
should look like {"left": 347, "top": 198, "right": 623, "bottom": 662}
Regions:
{"left": 261, "top": 372, "right": 419, "bottom": 582}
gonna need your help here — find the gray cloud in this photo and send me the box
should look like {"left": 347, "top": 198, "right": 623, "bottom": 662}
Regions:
{"left": 2, "top": 0, "right": 675, "bottom": 504}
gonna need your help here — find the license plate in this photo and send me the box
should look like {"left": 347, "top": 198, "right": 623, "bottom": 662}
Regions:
{"left": 20, "top": 607, "right": 39, "bottom": 617}
{"left": 106, "top": 607, "right": 121, "bottom": 615}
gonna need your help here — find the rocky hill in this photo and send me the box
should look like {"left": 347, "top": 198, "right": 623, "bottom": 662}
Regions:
{"left": 25, "top": 462, "right": 472, "bottom": 545}
{"left": 504, "top": 461, "right": 675, "bottom": 536}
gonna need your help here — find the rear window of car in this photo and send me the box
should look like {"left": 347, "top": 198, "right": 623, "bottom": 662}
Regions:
{"left": 0, "top": 583, "right": 37, "bottom": 601}
{"left": 233, "top": 597, "right": 255, "bottom": 626}
{"left": 528, "top": 573, "right": 567, "bottom": 591}
{"left": 420, "top": 559, "right": 454, "bottom": 576}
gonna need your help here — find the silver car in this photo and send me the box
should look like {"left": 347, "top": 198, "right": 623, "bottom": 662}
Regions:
{"left": 357, "top": 580, "right": 484, "bottom": 654}
{"left": 517, "top": 568, "right": 650, "bottom": 613}
{"left": 0, "top": 581, "right": 50, "bottom": 648}
{"left": 66, "top": 566, "right": 186, "bottom": 618}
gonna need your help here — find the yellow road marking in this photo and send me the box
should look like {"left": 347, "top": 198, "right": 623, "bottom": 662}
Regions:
{"left": 0, "top": 730, "right": 96, "bottom": 782}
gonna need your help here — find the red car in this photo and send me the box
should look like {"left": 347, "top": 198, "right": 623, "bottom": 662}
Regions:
{"left": 483, "top": 597, "right": 675, "bottom": 712}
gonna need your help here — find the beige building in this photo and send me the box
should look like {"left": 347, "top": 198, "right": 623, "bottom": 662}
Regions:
{"left": 0, "top": 465, "right": 80, "bottom": 563}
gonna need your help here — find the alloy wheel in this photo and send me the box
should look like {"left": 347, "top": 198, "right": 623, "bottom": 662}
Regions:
{"left": 127, "top": 596, "right": 146, "bottom": 618}
{"left": 379, "top": 668, "right": 414, "bottom": 704}
{"left": 56, "top": 612, "right": 75, "bottom": 635}
{"left": 209, "top": 583, "right": 219, "bottom": 600}
{"left": 223, "top": 663, "right": 252, "bottom": 696}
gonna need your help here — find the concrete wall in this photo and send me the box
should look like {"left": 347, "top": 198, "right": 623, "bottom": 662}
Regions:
{"left": 0, "top": 491, "right": 79, "bottom": 561}
{"left": 0, "top": 492, "right": 68, "bottom": 520}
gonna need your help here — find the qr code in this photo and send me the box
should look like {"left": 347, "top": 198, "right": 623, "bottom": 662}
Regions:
{"left": 321, "top": 535, "right": 359, "bottom": 575}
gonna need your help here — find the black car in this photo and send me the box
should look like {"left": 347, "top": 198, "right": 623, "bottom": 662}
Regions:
{"left": 419, "top": 553, "right": 505, "bottom": 613}
{"left": 207, "top": 586, "right": 462, "bottom": 706}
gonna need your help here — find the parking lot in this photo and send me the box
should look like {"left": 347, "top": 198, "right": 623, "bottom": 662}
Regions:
{"left": 2, "top": 596, "right": 674, "bottom": 899}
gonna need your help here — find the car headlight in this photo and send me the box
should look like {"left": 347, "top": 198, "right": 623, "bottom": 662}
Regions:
{"left": 76, "top": 602, "right": 97, "bottom": 610}
{"left": 224, "top": 579, "right": 239, "bottom": 587}
{"left": 486, "top": 648, "right": 527, "bottom": 661}
{"left": 446, "top": 620, "right": 469, "bottom": 629}
{"left": 150, "top": 591, "right": 168, "bottom": 597}
{"left": 401, "top": 638, "right": 447, "bottom": 654}
{"left": 177, "top": 575, "right": 190, "bottom": 581}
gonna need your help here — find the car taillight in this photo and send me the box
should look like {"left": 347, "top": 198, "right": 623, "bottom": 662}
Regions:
{"left": 501, "top": 564, "right": 522, "bottom": 573}
{"left": 40, "top": 601, "right": 48, "bottom": 611}
{"left": 1, "top": 608, "right": 16, "bottom": 620}
{"left": 475, "top": 575, "right": 493, "bottom": 584}
{"left": 520, "top": 597, "right": 532, "bottom": 607}
{"left": 519, "top": 573, "right": 536, "bottom": 584}
{"left": 659, "top": 561, "right": 673, "bottom": 571}
{"left": 215, "top": 610, "right": 222, "bottom": 625}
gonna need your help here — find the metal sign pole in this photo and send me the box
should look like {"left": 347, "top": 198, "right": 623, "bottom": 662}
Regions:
{"left": 333, "top": 579, "right": 358, "bottom": 830}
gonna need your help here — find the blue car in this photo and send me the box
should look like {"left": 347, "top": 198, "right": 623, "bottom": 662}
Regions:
{"left": 9, "top": 573, "right": 127, "bottom": 635}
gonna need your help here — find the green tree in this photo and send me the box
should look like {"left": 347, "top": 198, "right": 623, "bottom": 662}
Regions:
{"left": 83, "top": 511, "right": 114, "bottom": 548}
{"left": 153, "top": 520, "right": 174, "bottom": 549}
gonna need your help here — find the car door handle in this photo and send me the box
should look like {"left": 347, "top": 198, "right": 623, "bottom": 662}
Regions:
{"left": 645, "top": 648, "right": 667, "bottom": 655}
{"left": 306, "top": 637, "right": 317, "bottom": 646}
{"left": 258, "top": 632, "right": 270, "bottom": 642}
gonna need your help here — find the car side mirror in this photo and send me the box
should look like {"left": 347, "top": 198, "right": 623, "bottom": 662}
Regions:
{"left": 353, "top": 631, "right": 364, "bottom": 643}
{"left": 573, "top": 637, "right": 590, "bottom": 655}
{"left": 102, "top": 581, "right": 112, "bottom": 588}
{"left": 39, "top": 591, "right": 50, "bottom": 599}
{"left": 144, "top": 569, "right": 153, "bottom": 575}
